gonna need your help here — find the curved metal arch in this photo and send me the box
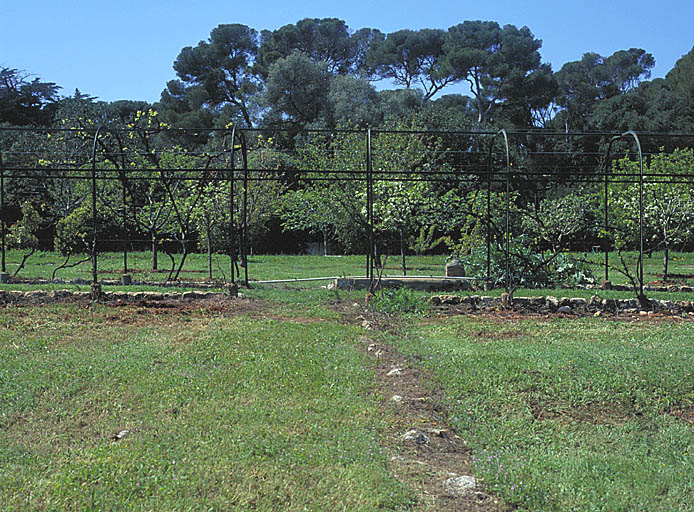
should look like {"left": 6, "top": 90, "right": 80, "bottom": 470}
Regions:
{"left": 0, "top": 151, "right": 5, "bottom": 275}
{"left": 90, "top": 126, "right": 105, "bottom": 286}
{"left": 495, "top": 128, "right": 512, "bottom": 292}
{"left": 222, "top": 125, "right": 238, "bottom": 284}
{"left": 604, "top": 130, "right": 645, "bottom": 299}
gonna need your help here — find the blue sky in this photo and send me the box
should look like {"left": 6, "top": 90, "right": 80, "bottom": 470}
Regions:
{"left": 2, "top": 0, "right": 692, "bottom": 103}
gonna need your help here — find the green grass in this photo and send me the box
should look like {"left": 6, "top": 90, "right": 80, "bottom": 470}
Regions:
{"left": 0, "top": 304, "right": 412, "bottom": 511}
{"left": 581, "top": 250, "right": 694, "bottom": 287}
{"left": 4, "top": 251, "right": 694, "bottom": 510}
{"left": 5, "top": 248, "right": 694, "bottom": 288}
{"left": 6, "top": 249, "right": 694, "bottom": 304}
{"left": 387, "top": 315, "right": 694, "bottom": 511}
{"left": 0, "top": 250, "right": 447, "bottom": 284}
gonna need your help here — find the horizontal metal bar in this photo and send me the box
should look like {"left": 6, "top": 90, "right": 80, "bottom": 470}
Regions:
{"left": 250, "top": 275, "right": 479, "bottom": 284}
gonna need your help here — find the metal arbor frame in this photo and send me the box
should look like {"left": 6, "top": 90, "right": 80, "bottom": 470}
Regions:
{"left": 0, "top": 126, "right": 693, "bottom": 292}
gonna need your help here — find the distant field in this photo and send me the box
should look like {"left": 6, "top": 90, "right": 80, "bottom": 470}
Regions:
{"left": 2, "top": 249, "right": 694, "bottom": 287}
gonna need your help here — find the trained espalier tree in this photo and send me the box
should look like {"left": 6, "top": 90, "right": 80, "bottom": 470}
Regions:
{"left": 282, "top": 121, "right": 452, "bottom": 270}
{"left": 282, "top": 131, "right": 367, "bottom": 253}
{"left": 192, "top": 135, "right": 287, "bottom": 279}
{"left": 522, "top": 190, "right": 600, "bottom": 253}
{"left": 6, "top": 201, "right": 41, "bottom": 277}
{"left": 610, "top": 148, "right": 694, "bottom": 282}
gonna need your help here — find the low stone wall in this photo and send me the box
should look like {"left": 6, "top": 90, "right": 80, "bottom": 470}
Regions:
{"left": 0, "top": 289, "right": 230, "bottom": 305}
{"left": 9, "top": 278, "right": 225, "bottom": 289}
{"left": 431, "top": 294, "right": 694, "bottom": 316}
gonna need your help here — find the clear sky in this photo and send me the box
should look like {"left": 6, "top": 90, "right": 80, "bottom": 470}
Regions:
{"left": 2, "top": 0, "right": 692, "bottom": 103}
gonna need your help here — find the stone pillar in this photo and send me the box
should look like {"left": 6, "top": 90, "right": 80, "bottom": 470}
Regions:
{"left": 445, "top": 260, "right": 466, "bottom": 277}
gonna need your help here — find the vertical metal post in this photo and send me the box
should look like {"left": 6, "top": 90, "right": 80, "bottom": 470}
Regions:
{"left": 241, "top": 132, "right": 249, "bottom": 287}
{"left": 604, "top": 143, "right": 610, "bottom": 282}
{"left": 486, "top": 138, "right": 493, "bottom": 284}
{"left": 227, "top": 126, "right": 237, "bottom": 285}
{"left": 366, "top": 128, "right": 374, "bottom": 288}
{"left": 497, "top": 129, "right": 511, "bottom": 293}
{"left": 122, "top": 171, "right": 128, "bottom": 275}
{"left": 90, "top": 127, "right": 103, "bottom": 285}
{"left": 0, "top": 153, "right": 5, "bottom": 274}
{"left": 364, "top": 130, "right": 371, "bottom": 284}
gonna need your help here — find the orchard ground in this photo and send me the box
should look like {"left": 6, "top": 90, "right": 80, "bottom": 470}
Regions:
{"left": 1, "top": 252, "right": 694, "bottom": 510}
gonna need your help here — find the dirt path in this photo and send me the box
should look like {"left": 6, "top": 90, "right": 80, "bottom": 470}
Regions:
{"left": 356, "top": 311, "right": 510, "bottom": 512}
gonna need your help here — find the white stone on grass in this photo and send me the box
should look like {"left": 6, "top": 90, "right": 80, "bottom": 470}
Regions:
{"left": 444, "top": 475, "right": 478, "bottom": 496}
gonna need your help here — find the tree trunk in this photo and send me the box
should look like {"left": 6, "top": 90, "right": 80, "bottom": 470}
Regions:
{"left": 663, "top": 246, "right": 669, "bottom": 282}
{"left": 152, "top": 235, "right": 158, "bottom": 270}
{"left": 400, "top": 228, "right": 406, "bottom": 276}
{"left": 207, "top": 225, "right": 213, "bottom": 280}
{"left": 172, "top": 237, "right": 189, "bottom": 281}
{"left": 323, "top": 231, "right": 328, "bottom": 256}
{"left": 13, "top": 248, "right": 36, "bottom": 277}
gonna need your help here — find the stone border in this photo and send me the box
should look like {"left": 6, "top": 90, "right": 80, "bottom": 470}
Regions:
{"left": 8, "top": 278, "right": 225, "bottom": 289}
{"left": 586, "top": 281, "right": 694, "bottom": 294}
{"left": 0, "top": 289, "right": 234, "bottom": 305}
{"left": 431, "top": 294, "right": 694, "bottom": 316}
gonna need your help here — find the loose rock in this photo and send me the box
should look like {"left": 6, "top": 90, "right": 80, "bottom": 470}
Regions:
{"left": 113, "top": 430, "right": 131, "bottom": 441}
{"left": 402, "top": 430, "right": 430, "bottom": 445}
{"left": 444, "top": 475, "right": 478, "bottom": 496}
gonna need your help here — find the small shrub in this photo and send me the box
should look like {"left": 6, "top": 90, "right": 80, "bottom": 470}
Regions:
{"left": 458, "top": 237, "right": 595, "bottom": 289}
{"left": 369, "top": 287, "right": 426, "bottom": 315}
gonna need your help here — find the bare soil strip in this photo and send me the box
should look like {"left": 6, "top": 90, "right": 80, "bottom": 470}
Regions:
{"left": 356, "top": 311, "right": 510, "bottom": 512}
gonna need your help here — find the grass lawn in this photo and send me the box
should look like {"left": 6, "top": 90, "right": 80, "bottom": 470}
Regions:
{"left": 0, "top": 302, "right": 412, "bottom": 511}
{"left": 4, "top": 249, "right": 694, "bottom": 289}
{"left": 2, "top": 254, "right": 694, "bottom": 510}
{"left": 386, "top": 312, "right": 694, "bottom": 511}
{"left": 0, "top": 250, "right": 447, "bottom": 284}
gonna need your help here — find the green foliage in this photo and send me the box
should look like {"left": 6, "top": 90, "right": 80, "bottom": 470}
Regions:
{"left": 522, "top": 191, "right": 600, "bottom": 252}
{"left": 368, "top": 287, "right": 426, "bottom": 315}
{"left": 366, "top": 28, "right": 450, "bottom": 100}
{"left": 263, "top": 52, "right": 332, "bottom": 127}
{"left": 459, "top": 236, "right": 594, "bottom": 289}
{"left": 610, "top": 149, "right": 694, "bottom": 252}
{"left": 6, "top": 201, "right": 41, "bottom": 251}
{"left": 666, "top": 46, "right": 694, "bottom": 100}
{"left": 442, "top": 21, "right": 544, "bottom": 124}
{"left": 255, "top": 18, "right": 363, "bottom": 78}
{"left": 169, "top": 24, "right": 261, "bottom": 127}
{"left": 0, "top": 67, "right": 60, "bottom": 126}
{"left": 54, "top": 205, "right": 92, "bottom": 255}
